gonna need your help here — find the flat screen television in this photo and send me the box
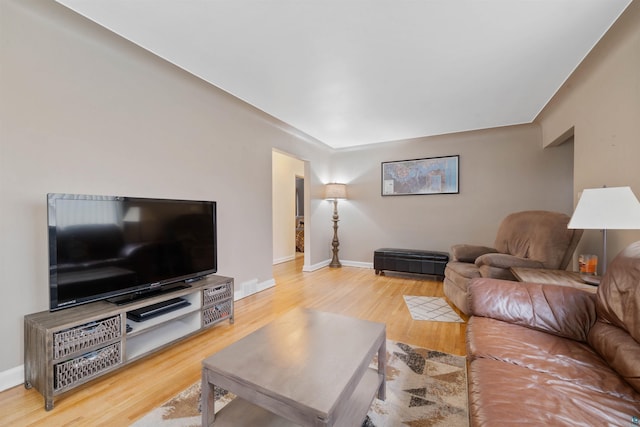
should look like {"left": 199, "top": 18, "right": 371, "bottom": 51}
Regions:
{"left": 47, "top": 193, "right": 217, "bottom": 311}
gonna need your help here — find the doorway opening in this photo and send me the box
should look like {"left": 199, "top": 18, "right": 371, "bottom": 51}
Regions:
{"left": 272, "top": 150, "right": 308, "bottom": 271}
{"left": 295, "top": 176, "right": 304, "bottom": 257}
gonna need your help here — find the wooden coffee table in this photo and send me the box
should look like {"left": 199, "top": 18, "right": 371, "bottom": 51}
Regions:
{"left": 201, "top": 308, "right": 386, "bottom": 426}
{"left": 511, "top": 267, "right": 598, "bottom": 293}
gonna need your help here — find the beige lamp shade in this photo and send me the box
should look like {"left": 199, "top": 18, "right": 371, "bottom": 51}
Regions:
{"left": 325, "top": 183, "right": 347, "bottom": 200}
{"left": 568, "top": 186, "right": 640, "bottom": 230}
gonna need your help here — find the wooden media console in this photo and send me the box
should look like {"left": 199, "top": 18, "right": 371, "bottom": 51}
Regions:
{"left": 24, "top": 275, "right": 234, "bottom": 410}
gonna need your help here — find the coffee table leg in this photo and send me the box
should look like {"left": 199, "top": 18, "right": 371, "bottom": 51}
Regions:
{"left": 201, "top": 370, "right": 215, "bottom": 427}
{"left": 377, "top": 338, "right": 386, "bottom": 400}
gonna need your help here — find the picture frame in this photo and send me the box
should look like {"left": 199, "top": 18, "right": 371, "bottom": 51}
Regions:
{"left": 381, "top": 155, "right": 459, "bottom": 196}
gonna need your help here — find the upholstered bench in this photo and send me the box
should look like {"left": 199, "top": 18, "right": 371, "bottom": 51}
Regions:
{"left": 373, "top": 248, "right": 449, "bottom": 277}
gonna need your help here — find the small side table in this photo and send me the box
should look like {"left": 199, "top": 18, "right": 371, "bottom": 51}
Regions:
{"left": 510, "top": 268, "right": 598, "bottom": 293}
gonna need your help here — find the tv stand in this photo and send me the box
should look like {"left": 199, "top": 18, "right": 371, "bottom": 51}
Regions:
{"left": 24, "top": 275, "right": 234, "bottom": 411}
{"left": 107, "top": 282, "right": 191, "bottom": 305}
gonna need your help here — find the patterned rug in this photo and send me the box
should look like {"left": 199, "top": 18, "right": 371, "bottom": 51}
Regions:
{"left": 131, "top": 340, "right": 468, "bottom": 427}
{"left": 403, "top": 296, "right": 464, "bottom": 323}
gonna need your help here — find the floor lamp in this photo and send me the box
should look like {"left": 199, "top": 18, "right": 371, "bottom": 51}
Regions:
{"left": 568, "top": 186, "right": 640, "bottom": 278}
{"left": 325, "top": 183, "right": 347, "bottom": 268}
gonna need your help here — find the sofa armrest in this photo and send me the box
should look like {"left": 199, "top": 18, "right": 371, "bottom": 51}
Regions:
{"left": 450, "top": 244, "right": 497, "bottom": 263}
{"left": 475, "top": 253, "right": 545, "bottom": 270}
{"left": 468, "top": 278, "right": 597, "bottom": 342}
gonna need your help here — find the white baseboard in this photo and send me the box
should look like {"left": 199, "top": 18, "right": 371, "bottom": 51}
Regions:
{"left": 302, "top": 259, "right": 330, "bottom": 271}
{"left": 259, "top": 279, "right": 276, "bottom": 292}
{"left": 0, "top": 365, "right": 23, "bottom": 392}
{"left": 341, "top": 260, "right": 373, "bottom": 269}
{"left": 302, "top": 259, "right": 372, "bottom": 271}
{"left": 272, "top": 255, "right": 295, "bottom": 265}
{"left": 233, "top": 277, "right": 276, "bottom": 300}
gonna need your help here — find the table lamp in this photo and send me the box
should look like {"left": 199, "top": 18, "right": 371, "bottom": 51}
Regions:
{"left": 568, "top": 186, "right": 640, "bottom": 277}
{"left": 325, "top": 183, "right": 347, "bottom": 268}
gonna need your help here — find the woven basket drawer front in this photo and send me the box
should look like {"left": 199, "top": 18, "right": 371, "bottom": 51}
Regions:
{"left": 53, "top": 315, "right": 121, "bottom": 360}
{"left": 54, "top": 342, "right": 122, "bottom": 390}
{"left": 203, "top": 282, "right": 232, "bottom": 307}
{"left": 203, "top": 301, "right": 232, "bottom": 326}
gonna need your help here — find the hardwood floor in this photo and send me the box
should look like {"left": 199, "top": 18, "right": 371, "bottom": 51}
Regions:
{"left": 0, "top": 258, "right": 467, "bottom": 426}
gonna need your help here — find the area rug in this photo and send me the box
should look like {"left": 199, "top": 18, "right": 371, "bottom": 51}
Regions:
{"left": 403, "top": 296, "right": 464, "bottom": 323}
{"left": 131, "top": 340, "right": 468, "bottom": 427}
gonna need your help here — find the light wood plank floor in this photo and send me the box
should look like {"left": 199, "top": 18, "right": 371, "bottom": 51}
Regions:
{"left": 0, "top": 257, "right": 467, "bottom": 426}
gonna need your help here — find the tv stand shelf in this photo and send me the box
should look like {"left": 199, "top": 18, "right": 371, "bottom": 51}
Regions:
{"left": 24, "top": 275, "right": 234, "bottom": 411}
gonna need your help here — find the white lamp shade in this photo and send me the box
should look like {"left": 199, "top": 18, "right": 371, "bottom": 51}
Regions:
{"left": 325, "top": 183, "right": 347, "bottom": 200}
{"left": 568, "top": 186, "right": 640, "bottom": 230}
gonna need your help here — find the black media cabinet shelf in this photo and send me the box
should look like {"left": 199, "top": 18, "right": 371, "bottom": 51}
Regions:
{"left": 24, "top": 275, "right": 233, "bottom": 410}
{"left": 374, "top": 248, "right": 449, "bottom": 277}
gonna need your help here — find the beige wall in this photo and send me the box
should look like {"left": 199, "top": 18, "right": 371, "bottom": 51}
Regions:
{"left": 536, "top": 1, "right": 640, "bottom": 267}
{"left": 331, "top": 124, "right": 574, "bottom": 264}
{"left": 0, "top": 0, "right": 332, "bottom": 373}
{"left": 272, "top": 151, "right": 305, "bottom": 264}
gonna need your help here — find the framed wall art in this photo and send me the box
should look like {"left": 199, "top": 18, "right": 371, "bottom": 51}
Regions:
{"left": 381, "top": 155, "right": 459, "bottom": 196}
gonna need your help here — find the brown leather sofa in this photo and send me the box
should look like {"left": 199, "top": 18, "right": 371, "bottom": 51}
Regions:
{"left": 466, "top": 241, "right": 640, "bottom": 426}
{"left": 444, "top": 210, "right": 583, "bottom": 315}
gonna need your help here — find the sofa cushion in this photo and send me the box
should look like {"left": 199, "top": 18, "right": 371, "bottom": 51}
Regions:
{"left": 589, "top": 321, "right": 640, "bottom": 395}
{"left": 446, "top": 261, "right": 481, "bottom": 280}
{"left": 475, "top": 252, "right": 544, "bottom": 270}
{"left": 589, "top": 241, "right": 640, "bottom": 393}
{"left": 596, "top": 241, "right": 640, "bottom": 341}
{"left": 468, "top": 358, "right": 640, "bottom": 427}
{"left": 468, "top": 278, "right": 597, "bottom": 342}
{"left": 450, "top": 244, "right": 497, "bottom": 263}
{"left": 493, "top": 210, "right": 575, "bottom": 269}
{"left": 444, "top": 262, "right": 481, "bottom": 314}
{"left": 467, "top": 317, "right": 639, "bottom": 401}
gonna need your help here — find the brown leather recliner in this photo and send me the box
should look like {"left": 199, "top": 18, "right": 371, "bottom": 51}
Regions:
{"left": 444, "top": 210, "right": 583, "bottom": 314}
{"left": 466, "top": 240, "right": 640, "bottom": 425}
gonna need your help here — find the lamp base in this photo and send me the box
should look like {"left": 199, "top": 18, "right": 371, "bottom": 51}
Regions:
{"left": 329, "top": 242, "right": 341, "bottom": 267}
{"left": 329, "top": 199, "right": 342, "bottom": 268}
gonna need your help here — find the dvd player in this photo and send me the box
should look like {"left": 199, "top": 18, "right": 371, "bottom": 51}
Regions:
{"left": 127, "top": 297, "right": 190, "bottom": 322}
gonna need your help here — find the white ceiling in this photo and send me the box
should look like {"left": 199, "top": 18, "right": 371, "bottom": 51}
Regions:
{"left": 56, "top": 0, "right": 631, "bottom": 149}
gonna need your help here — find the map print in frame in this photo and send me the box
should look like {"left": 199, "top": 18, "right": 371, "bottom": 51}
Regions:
{"left": 382, "top": 155, "right": 459, "bottom": 196}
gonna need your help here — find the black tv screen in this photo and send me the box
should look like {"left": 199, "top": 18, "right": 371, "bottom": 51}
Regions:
{"left": 48, "top": 193, "right": 217, "bottom": 311}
